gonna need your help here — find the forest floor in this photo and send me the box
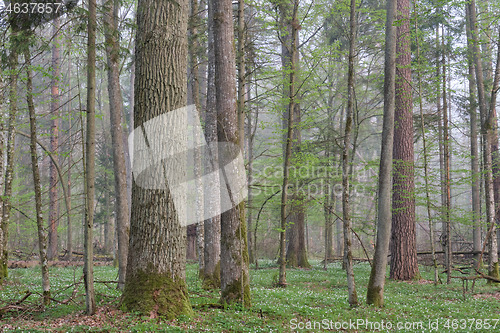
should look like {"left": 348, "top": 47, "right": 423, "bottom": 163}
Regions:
{"left": 0, "top": 260, "right": 499, "bottom": 332}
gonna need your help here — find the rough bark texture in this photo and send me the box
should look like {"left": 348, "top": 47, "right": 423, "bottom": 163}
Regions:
{"left": 48, "top": 18, "right": 60, "bottom": 260}
{"left": 84, "top": 0, "right": 97, "bottom": 315}
{"left": 103, "top": 0, "right": 130, "bottom": 290}
{"left": 121, "top": 0, "right": 193, "bottom": 318}
{"left": 366, "top": 0, "right": 396, "bottom": 307}
{"left": 213, "top": 0, "right": 251, "bottom": 307}
{"left": 202, "top": 0, "right": 221, "bottom": 290}
{"left": 389, "top": 0, "right": 419, "bottom": 281}
{"left": 25, "top": 46, "right": 51, "bottom": 306}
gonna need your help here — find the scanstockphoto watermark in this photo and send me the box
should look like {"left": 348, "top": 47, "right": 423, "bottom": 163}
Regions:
{"left": 290, "top": 318, "right": 500, "bottom": 331}
{"left": 128, "top": 105, "right": 247, "bottom": 228}
{"left": 251, "top": 164, "right": 376, "bottom": 198}
{"left": 250, "top": 179, "right": 370, "bottom": 198}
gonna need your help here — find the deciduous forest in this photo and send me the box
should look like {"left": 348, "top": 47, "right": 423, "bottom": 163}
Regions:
{"left": 0, "top": 0, "right": 499, "bottom": 331}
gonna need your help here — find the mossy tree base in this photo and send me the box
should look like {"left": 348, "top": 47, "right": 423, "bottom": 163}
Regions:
{"left": 1, "top": 250, "right": 8, "bottom": 283}
{"left": 121, "top": 269, "right": 193, "bottom": 319}
{"left": 202, "top": 261, "right": 220, "bottom": 290}
{"left": 220, "top": 277, "right": 251, "bottom": 308}
{"left": 366, "top": 286, "right": 383, "bottom": 307}
{"left": 487, "top": 262, "right": 500, "bottom": 284}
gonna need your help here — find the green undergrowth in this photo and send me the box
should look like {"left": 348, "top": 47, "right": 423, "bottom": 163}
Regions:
{"left": 1, "top": 261, "right": 499, "bottom": 332}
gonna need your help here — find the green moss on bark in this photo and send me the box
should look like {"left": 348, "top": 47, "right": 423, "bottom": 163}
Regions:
{"left": 121, "top": 267, "right": 193, "bottom": 319}
{"left": 366, "top": 285, "right": 383, "bottom": 307}
{"left": 220, "top": 276, "right": 251, "bottom": 308}
{"left": 202, "top": 260, "right": 220, "bottom": 290}
{"left": 488, "top": 262, "right": 499, "bottom": 284}
{"left": 366, "top": 267, "right": 384, "bottom": 307}
{"left": 0, "top": 250, "right": 8, "bottom": 283}
{"left": 220, "top": 202, "right": 251, "bottom": 307}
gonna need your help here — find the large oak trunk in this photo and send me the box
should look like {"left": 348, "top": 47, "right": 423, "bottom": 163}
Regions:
{"left": 121, "top": 0, "right": 193, "bottom": 318}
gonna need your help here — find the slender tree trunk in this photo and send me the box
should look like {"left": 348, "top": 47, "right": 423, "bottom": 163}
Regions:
{"left": 0, "top": 56, "right": 4, "bottom": 283}
{"left": 213, "top": 0, "right": 251, "bottom": 306}
{"left": 203, "top": 0, "right": 221, "bottom": 289}
{"left": 279, "top": 0, "right": 310, "bottom": 270}
{"left": 441, "top": 29, "right": 452, "bottom": 284}
{"left": 366, "top": 0, "right": 397, "bottom": 307}
{"left": 103, "top": 0, "right": 130, "bottom": 290}
{"left": 278, "top": 0, "right": 299, "bottom": 287}
{"left": 84, "top": 0, "right": 97, "bottom": 315}
{"left": 465, "top": 6, "right": 481, "bottom": 267}
{"left": 342, "top": 0, "right": 358, "bottom": 307}
{"left": 48, "top": 18, "right": 61, "bottom": 261}
{"left": 246, "top": 76, "right": 255, "bottom": 265}
{"left": 121, "top": 0, "right": 193, "bottom": 318}
{"left": 1, "top": 34, "right": 18, "bottom": 283}
{"left": 414, "top": 3, "right": 438, "bottom": 284}
{"left": 25, "top": 46, "right": 51, "bottom": 306}
{"left": 188, "top": 0, "right": 204, "bottom": 277}
{"left": 467, "top": 0, "right": 499, "bottom": 279}
{"left": 65, "top": 33, "right": 73, "bottom": 260}
{"left": 487, "top": 28, "right": 500, "bottom": 279}
{"left": 390, "top": 0, "right": 418, "bottom": 281}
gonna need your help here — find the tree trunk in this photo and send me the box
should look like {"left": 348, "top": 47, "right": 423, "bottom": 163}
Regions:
{"left": 202, "top": 0, "right": 221, "bottom": 289}
{"left": 186, "top": 225, "right": 197, "bottom": 260}
{"left": 103, "top": 0, "right": 130, "bottom": 290}
{"left": 414, "top": 4, "right": 438, "bottom": 284}
{"left": 465, "top": 6, "right": 482, "bottom": 267}
{"left": 366, "top": 0, "right": 397, "bottom": 307}
{"left": 121, "top": 0, "right": 193, "bottom": 318}
{"left": 278, "top": 0, "right": 299, "bottom": 286}
{"left": 188, "top": 0, "right": 204, "bottom": 277}
{"left": 65, "top": 32, "right": 73, "bottom": 261}
{"left": 213, "top": 0, "right": 251, "bottom": 306}
{"left": 342, "top": 0, "right": 358, "bottom": 307}
{"left": 467, "top": 0, "right": 499, "bottom": 279}
{"left": 48, "top": 17, "right": 61, "bottom": 260}
{"left": 279, "top": 0, "right": 310, "bottom": 270}
{"left": 84, "top": 0, "right": 97, "bottom": 315}
{"left": 1, "top": 33, "right": 19, "bottom": 283}
{"left": 389, "top": 0, "right": 418, "bottom": 281}
{"left": 441, "top": 28, "right": 452, "bottom": 284}
{"left": 487, "top": 28, "right": 500, "bottom": 279}
{"left": 25, "top": 46, "right": 51, "bottom": 306}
